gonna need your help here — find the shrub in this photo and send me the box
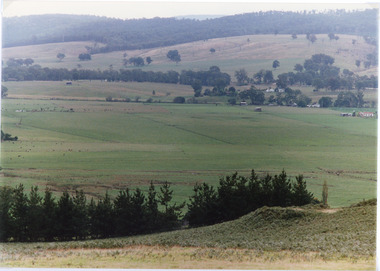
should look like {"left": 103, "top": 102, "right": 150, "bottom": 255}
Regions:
{"left": 173, "top": 96, "right": 185, "bottom": 103}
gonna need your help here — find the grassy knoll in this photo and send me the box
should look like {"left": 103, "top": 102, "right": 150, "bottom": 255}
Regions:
{"left": 0, "top": 202, "right": 375, "bottom": 269}
{"left": 1, "top": 96, "right": 376, "bottom": 207}
{"left": 3, "top": 34, "right": 377, "bottom": 78}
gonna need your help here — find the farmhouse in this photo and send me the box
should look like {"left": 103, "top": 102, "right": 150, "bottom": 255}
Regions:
{"left": 307, "top": 103, "right": 320, "bottom": 108}
{"left": 240, "top": 101, "right": 247, "bottom": 106}
{"left": 266, "top": 88, "right": 275, "bottom": 93}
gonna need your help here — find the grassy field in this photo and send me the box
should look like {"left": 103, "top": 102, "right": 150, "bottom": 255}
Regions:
{"left": 1, "top": 89, "right": 377, "bottom": 207}
{"left": 2, "top": 34, "right": 377, "bottom": 78}
{"left": 0, "top": 202, "right": 375, "bottom": 269}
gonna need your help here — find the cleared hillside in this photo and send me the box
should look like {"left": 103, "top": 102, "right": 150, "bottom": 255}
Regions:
{"left": 2, "top": 34, "right": 377, "bottom": 79}
{"left": 0, "top": 201, "right": 375, "bottom": 269}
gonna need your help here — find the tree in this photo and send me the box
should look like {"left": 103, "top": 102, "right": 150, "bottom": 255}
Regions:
{"left": 334, "top": 91, "right": 359, "bottom": 107}
{"left": 187, "top": 183, "right": 219, "bottom": 226}
{"left": 27, "top": 186, "right": 44, "bottom": 241}
{"left": 0, "top": 186, "right": 14, "bottom": 241}
{"left": 24, "top": 58, "right": 34, "bottom": 66}
{"left": 322, "top": 180, "right": 328, "bottom": 206}
{"left": 263, "top": 70, "right": 274, "bottom": 84}
{"left": 56, "top": 191, "right": 75, "bottom": 240}
{"left": 309, "top": 34, "right": 317, "bottom": 44}
{"left": 72, "top": 190, "right": 88, "bottom": 240}
{"left": 234, "top": 68, "right": 249, "bottom": 85}
{"left": 292, "top": 175, "right": 314, "bottom": 206}
{"left": 145, "top": 182, "right": 159, "bottom": 231}
{"left": 173, "top": 96, "right": 185, "bottom": 103}
{"left": 239, "top": 86, "right": 265, "bottom": 105}
{"left": 272, "top": 60, "right": 280, "bottom": 69}
{"left": 57, "top": 53, "right": 65, "bottom": 62}
{"left": 210, "top": 48, "right": 216, "bottom": 53}
{"left": 129, "top": 57, "right": 145, "bottom": 66}
{"left": 355, "top": 60, "right": 361, "bottom": 68}
{"left": 191, "top": 79, "right": 203, "bottom": 97}
{"left": 328, "top": 33, "right": 336, "bottom": 40}
{"left": 167, "top": 50, "right": 181, "bottom": 64}
{"left": 78, "top": 53, "right": 91, "bottom": 61}
{"left": 1, "top": 85, "right": 8, "bottom": 98}
{"left": 291, "top": 33, "right": 297, "bottom": 39}
{"left": 146, "top": 56, "right": 152, "bottom": 65}
{"left": 41, "top": 188, "right": 57, "bottom": 241}
{"left": 158, "top": 181, "right": 185, "bottom": 229}
{"left": 294, "top": 64, "right": 304, "bottom": 72}
{"left": 318, "top": 97, "right": 333, "bottom": 108}
{"left": 11, "top": 184, "right": 29, "bottom": 241}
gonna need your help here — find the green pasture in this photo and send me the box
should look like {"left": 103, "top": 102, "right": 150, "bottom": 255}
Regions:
{"left": 1, "top": 94, "right": 376, "bottom": 207}
{"left": 2, "top": 81, "right": 194, "bottom": 102}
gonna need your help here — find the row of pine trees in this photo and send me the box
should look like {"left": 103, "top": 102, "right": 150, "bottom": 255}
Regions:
{"left": 0, "top": 170, "right": 315, "bottom": 242}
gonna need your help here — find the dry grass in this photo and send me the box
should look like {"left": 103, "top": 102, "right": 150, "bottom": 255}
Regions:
{"left": 1, "top": 245, "right": 375, "bottom": 270}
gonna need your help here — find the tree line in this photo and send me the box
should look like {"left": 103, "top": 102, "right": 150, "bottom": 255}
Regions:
{"left": 4, "top": 10, "right": 377, "bottom": 52}
{"left": 0, "top": 182, "right": 184, "bottom": 242}
{"left": 0, "top": 169, "right": 314, "bottom": 242}
{"left": 2, "top": 64, "right": 230, "bottom": 88}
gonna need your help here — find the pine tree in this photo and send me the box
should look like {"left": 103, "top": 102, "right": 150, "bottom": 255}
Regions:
{"left": 322, "top": 180, "right": 329, "bottom": 206}
{"left": 72, "top": 190, "right": 88, "bottom": 240}
{"left": 292, "top": 175, "right": 313, "bottom": 206}
{"left": 41, "top": 188, "right": 57, "bottom": 241}
{"left": 56, "top": 191, "right": 75, "bottom": 241}
{"left": 146, "top": 182, "right": 159, "bottom": 231}
{"left": 11, "top": 184, "right": 29, "bottom": 241}
{"left": 0, "top": 186, "right": 14, "bottom": 241}
{"left": 27, "top": 186, "right": 44, "bottom": 241}
{"left": 158, "top": 182, "right": 184, "bottom": 229}
{"left": 114, "top": 189, "right": 133, "bottom": 236}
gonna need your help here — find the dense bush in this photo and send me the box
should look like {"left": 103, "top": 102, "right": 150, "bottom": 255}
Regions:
{"left": 186, "top": 170, "right": 314, "bottom": 227}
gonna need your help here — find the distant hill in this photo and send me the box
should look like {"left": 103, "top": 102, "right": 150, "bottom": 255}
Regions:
{"left": 3, "top": 9, "right": 377, "bottom": 52}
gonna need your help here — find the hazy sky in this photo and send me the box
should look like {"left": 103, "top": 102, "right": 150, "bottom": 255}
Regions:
{"left": 3, "top": 0, "right": 379, "bottom": 19}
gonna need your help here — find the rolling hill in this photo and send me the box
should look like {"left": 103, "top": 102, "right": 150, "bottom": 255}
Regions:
{"left": 2, "top": 33, "right": 377, "bottom": 79}
{"left": 0, "top": 200, "right": 375, "bottom": 269}
{"left": 3, "top": 9, "right": 377, "bottom": 51}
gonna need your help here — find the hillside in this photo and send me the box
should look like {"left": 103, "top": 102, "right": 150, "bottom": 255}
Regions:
{"left": 0, "top": 201, "right": 375, "bottom": 269}
{"left": 3, "top": 10, "right": 377, "bottom": 51}
{"left": 2, "top": 33, "right": 377, "bottom": 79}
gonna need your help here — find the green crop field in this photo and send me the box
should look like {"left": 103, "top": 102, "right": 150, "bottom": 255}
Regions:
{"left": 1, "top": 82, "right": 376, "bottom": 207}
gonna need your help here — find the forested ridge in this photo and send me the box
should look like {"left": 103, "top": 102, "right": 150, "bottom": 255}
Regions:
{"left": 3, "top": 9, "right": 377, "bottom": 51}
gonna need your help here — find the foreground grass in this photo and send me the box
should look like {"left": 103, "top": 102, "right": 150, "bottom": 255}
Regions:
{"left": 0, "top": 202, "right": 375, "bottom": 269}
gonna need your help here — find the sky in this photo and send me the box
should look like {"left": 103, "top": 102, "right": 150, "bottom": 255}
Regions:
{"left": 3, "top": 0, "right": 379, "bottom": 19}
